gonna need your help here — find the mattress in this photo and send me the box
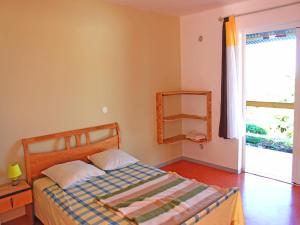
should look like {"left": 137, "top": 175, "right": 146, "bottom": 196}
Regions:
{"left": 33, "top": 163, "right": 245, "bottom": 225}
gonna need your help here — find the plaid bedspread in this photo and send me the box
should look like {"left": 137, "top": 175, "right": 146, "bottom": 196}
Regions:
{"left": 44, "top": 162, "right": 239, "bottom": 225}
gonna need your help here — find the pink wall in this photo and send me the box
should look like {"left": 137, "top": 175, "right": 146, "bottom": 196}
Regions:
{"left": 180, "top": 0, "right": 300, "bottom": 171}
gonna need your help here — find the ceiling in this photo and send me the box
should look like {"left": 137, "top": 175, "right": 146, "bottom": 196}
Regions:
{"left": 104, "top": 0, "right": 248, "bottom": 15}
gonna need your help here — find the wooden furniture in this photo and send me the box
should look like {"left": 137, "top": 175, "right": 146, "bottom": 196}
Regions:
{"left": 0, "top": 180, "right": 33, "bottom": 224}
{"left": 22, "top": 122, "right": 120, "bottom": 185}
{"left": 156, "top": 91, "right": 212, "bottom": 144}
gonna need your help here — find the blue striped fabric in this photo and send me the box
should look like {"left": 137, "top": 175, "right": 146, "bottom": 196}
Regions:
{"left": 43, "top": 162, "right": 239, "bottom": 225}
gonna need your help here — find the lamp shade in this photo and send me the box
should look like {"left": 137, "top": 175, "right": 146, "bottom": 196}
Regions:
{"left": 7, "top": 163, "right": 22, "bottom": 180}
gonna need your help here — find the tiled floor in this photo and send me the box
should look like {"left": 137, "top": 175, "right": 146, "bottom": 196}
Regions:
{"left": 245, "top": 146, "right": 292, "bottom": 183}
{"left": 161, "top": 160, "right": 300, "bottom": 225}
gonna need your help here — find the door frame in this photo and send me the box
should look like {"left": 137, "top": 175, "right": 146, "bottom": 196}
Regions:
{"left": 292, "top": 27, "right": 300, "bottom": 184}
{"left": 239, "top": 21, "right": 300, "bottom": 183}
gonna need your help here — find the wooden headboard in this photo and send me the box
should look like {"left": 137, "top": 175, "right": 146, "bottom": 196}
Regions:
{"left": 22, "top": 122, "right": 120, "bottom": 184}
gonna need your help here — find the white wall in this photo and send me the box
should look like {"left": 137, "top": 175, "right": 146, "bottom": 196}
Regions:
{"left": 180, "top": 0, "right": 300, "bottom": 171}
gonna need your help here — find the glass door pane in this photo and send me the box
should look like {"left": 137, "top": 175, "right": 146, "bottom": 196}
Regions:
{"left": 245, "top": 28, "right": 296, "bottom": 183}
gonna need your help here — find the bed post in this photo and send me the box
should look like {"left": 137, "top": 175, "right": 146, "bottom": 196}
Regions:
{"left": 115, "top": 123, "right": 120, "bottom": 149}
{"left": 22, "top": 139, "right": 32, "bottom": 185}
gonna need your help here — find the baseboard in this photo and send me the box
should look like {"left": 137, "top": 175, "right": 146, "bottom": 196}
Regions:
{"left": 155, "top": 156, "right": 240, "bottom": 174}
{"left": 182, "top": 156, "right": 240, "bottom": 174}
{"left": 155, "top": 156, "right": 184, "bottom": 168}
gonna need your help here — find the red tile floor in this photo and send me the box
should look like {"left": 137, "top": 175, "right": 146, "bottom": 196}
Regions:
{"left": 161, "top": 160, "right": 300, "bottom": 225}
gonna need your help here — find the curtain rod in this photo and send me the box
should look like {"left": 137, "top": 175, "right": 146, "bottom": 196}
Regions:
{"left": 218, "top": 1, "right": 300, "bottom": 22}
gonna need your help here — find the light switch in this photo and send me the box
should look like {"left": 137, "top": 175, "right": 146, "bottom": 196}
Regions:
{"left": 102, "top": 106, "right": 108, "bottom": 114}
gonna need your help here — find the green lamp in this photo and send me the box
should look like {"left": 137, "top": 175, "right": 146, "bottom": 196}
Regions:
{"left": 7, "top": 163, "right": 22, "bottom": 186}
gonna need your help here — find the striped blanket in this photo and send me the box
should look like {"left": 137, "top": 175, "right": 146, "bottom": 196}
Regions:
{"left": 44, "top": 163, "right": 240, "bottom": 225}
{"left": 96, "top": 172, "right": 228, "bottom": 225}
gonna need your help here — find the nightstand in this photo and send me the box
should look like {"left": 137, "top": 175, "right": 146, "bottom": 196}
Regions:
{"left": 0, "top": 180, "right": 33, "bottom": 225}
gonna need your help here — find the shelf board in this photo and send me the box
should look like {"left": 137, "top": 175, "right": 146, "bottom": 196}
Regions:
{"left": 161, "top": 90, "right": 211, "bottom": 96}
{"left": 163, "top": 134, "right": 207, "bottom": 144}
{"left": 163, "top": 114, "right": 207, "bottom": 122}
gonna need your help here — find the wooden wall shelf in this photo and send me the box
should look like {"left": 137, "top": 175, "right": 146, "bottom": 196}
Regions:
{"left": 163, "top": 114, "right": 207, "bottom": 122}
{"left": 156, "top": 90, "right": 212, "bottom": 145}
{"left": 163, "top": 134, "right": 207, "bottom": 144}
{"left": 160, "top": 91, "right": 211, "bottom": 96}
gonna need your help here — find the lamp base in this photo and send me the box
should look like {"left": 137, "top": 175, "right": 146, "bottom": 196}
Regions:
{"left": 11, "top": 179, "right": 20, "bottom": 186}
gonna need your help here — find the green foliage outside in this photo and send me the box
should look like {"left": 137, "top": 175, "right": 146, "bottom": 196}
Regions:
{"left": 246, "top": 135, "right": 292, "bottom": 153}
{"left": 246, "top": 124, "right": 267, "bottom": 135}
{"left": 274, "top": 115, "right": 293, "bottom": 138}
{"left": 246, "top": 121, "right": 293, "bottom": 153}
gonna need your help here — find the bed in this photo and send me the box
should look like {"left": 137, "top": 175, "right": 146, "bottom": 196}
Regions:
{"left": 22, "top": 122, "right": 245, "bottom": 225}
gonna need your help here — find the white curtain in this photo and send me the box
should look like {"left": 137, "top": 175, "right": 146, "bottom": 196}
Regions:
{"left": 219, "top": 16, "right": 242, "bottom": 139}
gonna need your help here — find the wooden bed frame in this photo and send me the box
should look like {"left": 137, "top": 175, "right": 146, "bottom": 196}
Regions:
{"left": 22, "top": 122, "right": 245, "bottom": 225}
{"left": 22, "top": 122, "right": 120, "bottom": 185}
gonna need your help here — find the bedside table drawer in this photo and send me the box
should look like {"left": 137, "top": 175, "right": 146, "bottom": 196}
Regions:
{"left": 12, "top": 189, "right": 32, "bottom": 208}
{"left": 0, "top": 196, "right": 12, "bottom": 213}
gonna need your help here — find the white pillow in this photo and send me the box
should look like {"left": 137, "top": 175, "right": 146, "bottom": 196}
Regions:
{"left": 41, "top": 160, "right": 105, "bottom": 189}
{"left": 88, "top": 149, "right": 139, "bottom": 170}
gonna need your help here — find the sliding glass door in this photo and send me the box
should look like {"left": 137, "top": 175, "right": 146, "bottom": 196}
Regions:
{"left": 244, "top": 28, "right": 296, "bottom": 182}
{"left": 242, "top": 23, "right": 300, "bottom": 184}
